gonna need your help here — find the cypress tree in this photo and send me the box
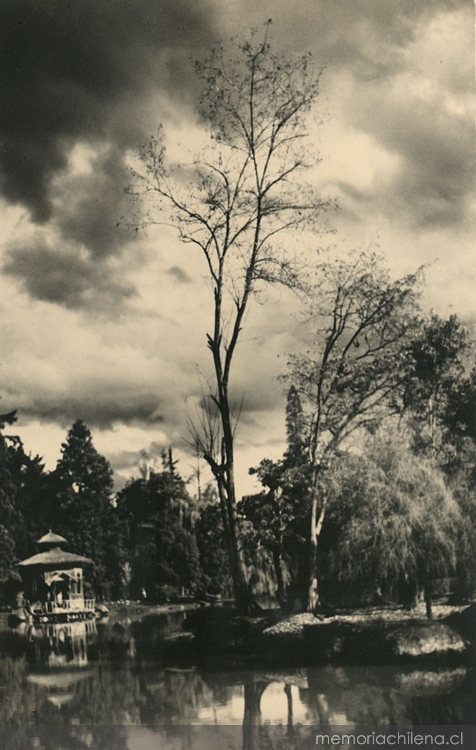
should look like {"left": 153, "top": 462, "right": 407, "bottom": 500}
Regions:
{"left": 51, "top": 420, "right": 122, "bottom": 598}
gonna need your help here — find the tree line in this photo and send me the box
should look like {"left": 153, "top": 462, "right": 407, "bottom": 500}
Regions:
{"left": 243, "top": 292, "right": 476, "bottom": 617}
{"left": 0, "top": 296, "right": 475, "bottom": 616}
{"left": 0, "top": 418, "right": 227, "bottom": 605}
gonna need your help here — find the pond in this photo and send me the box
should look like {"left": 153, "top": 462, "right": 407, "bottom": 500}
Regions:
{"left": 0, "top": 608, "right": 473, "bottom": 749}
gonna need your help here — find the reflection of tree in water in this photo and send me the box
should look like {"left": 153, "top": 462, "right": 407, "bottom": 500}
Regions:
{"left": 95, "top": 621, "right": 133, "bottom": 660}
{"left": 0, "top": 619, "right": 471, "bottom": 729}
{"left": 301, "top": 666, "right": 471, "bottom": 726}
{"left": 241, "top": 676, "right": 315, "bottom": 750}
{"left": 242, "top": 681, "right": 268, "bottom": 750}
{"left": 303, "top": 666, "right": 401, "bottom": 725}
{"left": 209, "top": 679, "right": 237, "bottom": 709}
{"left": 0, "top": 616, "right": 220, "bottom": 725}
{"left": 0, "top": 656, "right": 215, "bottom": 725}
{"left": 284, "top": 683, "right": 295, "bottom": 736}
{"left": 0, "top": 628, "right": 28, "bottom": 659}
{"left": 0, "top": 657, "right": 39, "bottom": 724}
{"left": 93, "top": 611, "right": 189, "bottom": 662}
{"left": 406, "top": 668, "right": 475, "bottom": 726}
{"left": 137, "top": 668, "right": 215, "bottom": 724}
{"left": 131, "top": 611, "right": 188, "bottom": 660}
{"left": 0, "top": 726, "right": 128, "bottom": 750}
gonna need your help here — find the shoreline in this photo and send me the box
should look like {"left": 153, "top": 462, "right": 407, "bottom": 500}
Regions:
{"left": 160, "top": 602, "right": 476, "bottom": 668}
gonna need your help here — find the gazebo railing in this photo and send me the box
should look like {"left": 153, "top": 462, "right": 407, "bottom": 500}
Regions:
{"left": 37, "top": 599, "right": 96, "bottom": 614}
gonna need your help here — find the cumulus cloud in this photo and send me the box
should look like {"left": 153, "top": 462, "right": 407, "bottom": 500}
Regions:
{"left": 336, "top": 8, "right": 475, "bottom": 231}
{"left": 0, "top": 0, "right": 469, "bottom": 232}
{"left": 3, "top": 235, "right": 136, "bottom": 311}
{"left": 231, "top": 0, "right": 468, "bottom": 75}
{"left": 1, "top": 0, "right": 472, "bottom": 311}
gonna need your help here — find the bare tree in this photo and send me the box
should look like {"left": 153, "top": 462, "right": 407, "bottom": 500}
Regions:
{"left": 128, "top": 25, "right": 332, "bottom": 613}
{"left": 284, "top": 250, "right": 423, "bottom": 610}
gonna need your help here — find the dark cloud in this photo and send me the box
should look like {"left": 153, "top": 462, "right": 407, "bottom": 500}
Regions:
{"left": 0, "top": 0, "right": 218, "bottom": 312}
{"left": 0, "top": 0, "right": 465, "bottom": 225}
{"left": 53, "top": 147, "right": 133, "bottom": 258}
{"left": 0, "top": 0, "right": 472, "bottom": 329}
{"left": 0, "top": 0, "right": 216, "bottom": 221}
{"left": 342, "top": 78, "right": 474, "bottom": 230}
{"left": 236, "top": 0, "right": 468, "bottom": 78}
{"left": 166, "top": 266, "right": 192, "bottom": 284}
{"left": 19, "top": 391, "right": 163, "bottom": 431}
{"left": 3, "top": 237, "right": 136, "bottom": 311}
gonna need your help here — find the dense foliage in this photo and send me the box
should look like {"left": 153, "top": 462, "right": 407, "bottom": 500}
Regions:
{"left": 243, "top": 296, "right": 476, "bottom": 614}
{"left": 0, "top": 422, "right": 231, "bottom": 604}
{"left": 47, "top": 420, "right": 123, "bottom": 598}
{"left": 323, "top": 430, "right": 463, "bottom": 617}
{"left": 116, "top": 452, "right": 202, "bottom": 601}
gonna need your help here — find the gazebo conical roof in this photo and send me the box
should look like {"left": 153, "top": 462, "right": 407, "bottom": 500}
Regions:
{"left": 17, "top": 529, "right": 93, "bottom": 570}
{"left": 18, "top": 549, "right": 93, "bottom": 568}
{"left": 37, "top": 530, "right": 67, "bottom": 546}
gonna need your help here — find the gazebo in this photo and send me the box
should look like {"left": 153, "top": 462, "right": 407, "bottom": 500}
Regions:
{"left": 17, "top": 531, "right": 95, "bottom": 622}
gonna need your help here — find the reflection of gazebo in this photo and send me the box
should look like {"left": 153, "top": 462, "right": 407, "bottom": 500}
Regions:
{"left": 27, "top": 670, "right": 95, "bottom": 707}
{"left": 17, "top": 532, "right": 95, "bottom": 622}
{"left": 29, "top": 621, "right": 96, "bottom": 669}
{"left": 26, "top": 620, "right": 97, "bottom": 707}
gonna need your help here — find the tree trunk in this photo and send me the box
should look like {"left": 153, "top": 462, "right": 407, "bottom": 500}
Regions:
{"left": 307, "top": 540, "right": 319, "bottom": 612}
{"left": 284, "top": 683, "right": 295, "bottom": 737}
{"left": 306, "top": 479, "right": 327, "bottom": 612}
{"left": 216, "top": 473, "right": 254, "bottom": 614}
{"left": 272, "top": 546, "right": 285, "bottom": 608}
{"left": 242, "top": 681, "right": 268, "bottom": 750}
{"left": 424, "top": 574, "right": 433, "bottom": 620}
{"left": 219, "top": 383, "right": 260, "bottom": 615}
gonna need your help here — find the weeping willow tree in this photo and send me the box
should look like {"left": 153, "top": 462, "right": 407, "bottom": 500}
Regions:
{"left": 326, "top": 429, "right": 463, "bottom": 618}
{"left": 127, "top": 26, "right": 332, "bottom": 613}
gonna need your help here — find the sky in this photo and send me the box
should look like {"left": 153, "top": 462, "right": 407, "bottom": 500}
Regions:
{"left": 0, "top": 0, "right": 474, "bottom": 497}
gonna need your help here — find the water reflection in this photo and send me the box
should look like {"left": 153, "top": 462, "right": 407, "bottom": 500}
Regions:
{"left": 0, "top": 611, "right": 472, "bottom": 743}
{"left": 26, "top": 621, "right": 96, "bottom": 709}
{"left": 27, "top": 620, "right": 95, "bottom": 669}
